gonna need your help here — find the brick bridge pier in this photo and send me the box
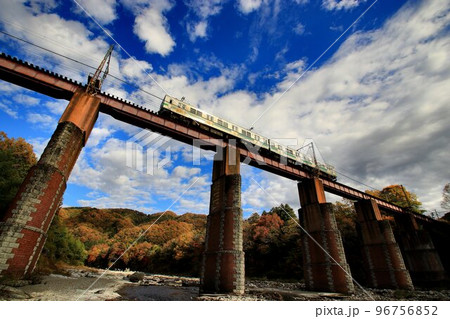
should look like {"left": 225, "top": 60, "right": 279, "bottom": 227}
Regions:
{"left": 200, "top": 145, "right": 245, "bottom": 294}
{"left": 0, "top": 89, "right": 100, "bottom": 278}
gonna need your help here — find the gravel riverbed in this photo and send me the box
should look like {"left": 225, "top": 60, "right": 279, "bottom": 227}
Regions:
{"left": 1, "top": 268, "right": 449, "bottom": 301}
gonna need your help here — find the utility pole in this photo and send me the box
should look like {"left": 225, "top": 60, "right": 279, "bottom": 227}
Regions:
{"left": 401, "top": 184, "right": 413, "bottom": 212}
{"left": 86, "top": 44, "right": 114, "bottom": 95}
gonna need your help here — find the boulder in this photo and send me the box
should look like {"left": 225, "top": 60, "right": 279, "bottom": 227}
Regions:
{"left": 128, "top": 272, "right": 145, "bottom": 282}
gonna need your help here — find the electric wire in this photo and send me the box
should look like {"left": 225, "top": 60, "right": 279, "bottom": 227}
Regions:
{"left": 0, "top": 17, "right": 103, "bottom": 67}
{"left": 0, "top": 29, "right": 164, "bottom": 105}
{"left": 0, "top": 18, "right": 164, "bottom": 110}
{"left": 250, "top": 0, "right": 379, "bottom": 127}
{"left": 335, "top": 169, "right": 379, "bottom": 191}
{"left": 71, "top": 0, "right": 169, "bottom": 96}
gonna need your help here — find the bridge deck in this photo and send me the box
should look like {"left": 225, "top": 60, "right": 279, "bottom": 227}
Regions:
{"left": 0, "top": 53, "right": 432, "bottom": 221}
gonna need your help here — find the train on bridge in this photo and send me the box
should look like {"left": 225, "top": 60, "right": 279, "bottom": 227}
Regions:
{"left": 159, "top": 95, "right": 337, "bottom": 181}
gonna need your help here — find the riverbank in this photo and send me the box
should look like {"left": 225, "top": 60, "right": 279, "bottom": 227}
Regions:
{"left": 1, "top": 268, "right": 450, "bottom": 301}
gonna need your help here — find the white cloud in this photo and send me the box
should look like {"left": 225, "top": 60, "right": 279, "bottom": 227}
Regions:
{"left": 132, "top": 0, "right": 176, "bottom": 56}
{"left": 184, "top": 0, "right": 226, "bottom": 42}
{"left": 0, "top": 102, "right": 18, "bottom": 119}
{"left": 27, "top": 0, "right": 58, "bottom": 13}
{"left": 242, "top": 168, "right": 300, "bottom": 212}
{"left": 28, "top": 137, "right": 50, "bottom": 158}
{"left": 187, "top": 21, "right": 208, "bottom": 41}
{"left": 26, "top": 112, "right": 55, "bottom": 128}
{"left": 187, "top": 0, "right": 225, "bottom": 19}
{"left": 0, "top": 82, "right": 22, "bottom": 93}
{"left": 69, "top": 132, "right": 211, "bottom": 214}
{"left": 322, "top": 0, "right": 367, "bottom": 11}
{"left": 0, "top": 0, "right": 113, "bottom": 81}
{"left": 293, "top": 22, "right": 305, "bottom": 35}
{"left": 120, "top": 57, "right": 153, "bottom": 80}
{"left": 13, "top": 94, "right": 40, "bottom": 106}
{"left": 74, "top": 0, "right": 118, "bottom": 25}
{"left": 87, "top": 127, "right": 114, "bottom": 148}
{"left": 294, "top": 0, "right": 309, "bottom": 4}
{"left": 237, "top": 0, "right": 263, "bottom": 14}
{"left": 45, "top": 100, "right": 68, "bottom": 115}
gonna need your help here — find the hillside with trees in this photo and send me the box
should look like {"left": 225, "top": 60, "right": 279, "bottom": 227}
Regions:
{"left": 39, "top": 205, "right": 305, "bottom": 279}
{"left": 35, "top": 201, "right": 368, "bottom": 282}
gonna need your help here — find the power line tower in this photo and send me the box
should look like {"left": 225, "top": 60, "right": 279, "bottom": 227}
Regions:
{"left": 86, "top": 44, "right": 114, "bottom": 95}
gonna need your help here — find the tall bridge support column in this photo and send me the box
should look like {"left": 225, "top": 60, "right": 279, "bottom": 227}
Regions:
{"left": 355, "top": 199, "right": 413, "bottom": 290}
{"left": 394, "top": 214, "right": 446, "bottom": 287}
{"left": 298, "top": 178, "right": 354, "bottom": 294}
{"left": 200, "top": 145, "right": 244, "bottom": 295}
{"left": 0, "top": 89, "right": 100, "bottom": 278}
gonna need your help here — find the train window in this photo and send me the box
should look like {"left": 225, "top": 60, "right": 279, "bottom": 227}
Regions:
{"left": 218, "top": 119, "right": 228, "bottom": 128}
{"left": 207, "top": 115, "right": 214, "bottom": 121}
{"left": 255, "top": 135, "right": 260, "bottom": 141}
{"left": 190, "top": 108, "right": 196, "bottom": 114}
{"left": 197, "top": 110, "right": 203, "bottom": 117}
{"left": 232, "top": 125, "right": 238, "bottom": 131}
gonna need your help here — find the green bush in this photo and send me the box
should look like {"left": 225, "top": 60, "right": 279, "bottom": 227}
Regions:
{"left": 42, "top": 214, "right": 87, "bottom": 265}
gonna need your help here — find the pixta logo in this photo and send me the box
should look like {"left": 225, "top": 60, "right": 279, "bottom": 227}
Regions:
{"left": 126, "top": 129, "right": 172, "bottom": 175}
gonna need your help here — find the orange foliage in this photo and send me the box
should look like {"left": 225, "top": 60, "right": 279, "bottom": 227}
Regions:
{"left": 87, "top": 243, "right": 110, "bottom": 263}
{"left": 0, "top": 131, "right": 37, "bottom": 167}
{"left": 253, "top": 213, "right": 284, "bottom": 242}
{"left": 144, "top": 220, "right": 193, "bottom": 245}
{"left": 72, "top": 224, "right": 107, "bottom": 244}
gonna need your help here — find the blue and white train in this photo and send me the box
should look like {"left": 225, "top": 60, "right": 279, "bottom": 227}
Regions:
{"left": 159, "top": 95, "right": 337, "bottom": 180}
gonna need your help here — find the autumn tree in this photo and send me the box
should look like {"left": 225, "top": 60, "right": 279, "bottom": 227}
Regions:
{"left": 332, "top": 199, "right": 365, "bottom": 282}
{"left": 0, "top": 131, "right": 37, "bottom": 215}
{"left": 263, "top": 203, "right": 297, "bottom": 222}
{"left": 441, "top": 183, "right": 450, "bottom": 211}
{"left": 366, "top": 185, "right": 424, "bottom": 214}
{"left": 244, "top": 204, "right": 302, "bottom": 279}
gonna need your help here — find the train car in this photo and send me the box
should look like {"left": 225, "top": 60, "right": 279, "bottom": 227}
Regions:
{"left": 160, "top": 95, "right": 337, "bottom": 180}
{"left": 161, "top": 95, "right": 269, "bottom": 150}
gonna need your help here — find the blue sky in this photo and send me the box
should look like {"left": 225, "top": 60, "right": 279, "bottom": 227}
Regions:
{"left": 0, "top": 0, "right": 449, "bottom": 217}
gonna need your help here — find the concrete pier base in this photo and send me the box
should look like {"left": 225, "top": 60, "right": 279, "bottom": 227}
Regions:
{"left": 200, "top": 146, "right": 244, "bottom": 294}
{"left": 0, "top": 89, "right": 100, "bottom": 278}
{"left": 394, "top": 214, "right": 446, "bottom": 287}
{"left": 355, "top": 199, "right": 413, "bottom": 290}
{"left": 298, "top": 178, "right": 354, "bottom": 294}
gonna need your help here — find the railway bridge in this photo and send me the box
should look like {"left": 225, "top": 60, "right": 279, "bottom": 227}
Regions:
{"left": 0, "top": 53, "right": 449, "bottom": 294}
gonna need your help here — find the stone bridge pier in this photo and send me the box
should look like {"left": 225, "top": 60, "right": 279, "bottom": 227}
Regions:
{"left": 394, "top": 214, "right": 446, "bottom": 287}
{"left": 0, "top": 89, "right": 100, "bottom": 278}
{"left": 354, "top": 199, "right": 413, "bottom": 290}
{"left": 297, "top": 178, "right": 354, "bottom": 294}
{"left": 200, "top": 145, "right": 244, "bottom": 294}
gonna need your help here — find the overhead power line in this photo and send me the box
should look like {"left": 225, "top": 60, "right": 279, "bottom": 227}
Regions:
{"left": 0, "top": 29, "right": 163, "bottom": 102}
